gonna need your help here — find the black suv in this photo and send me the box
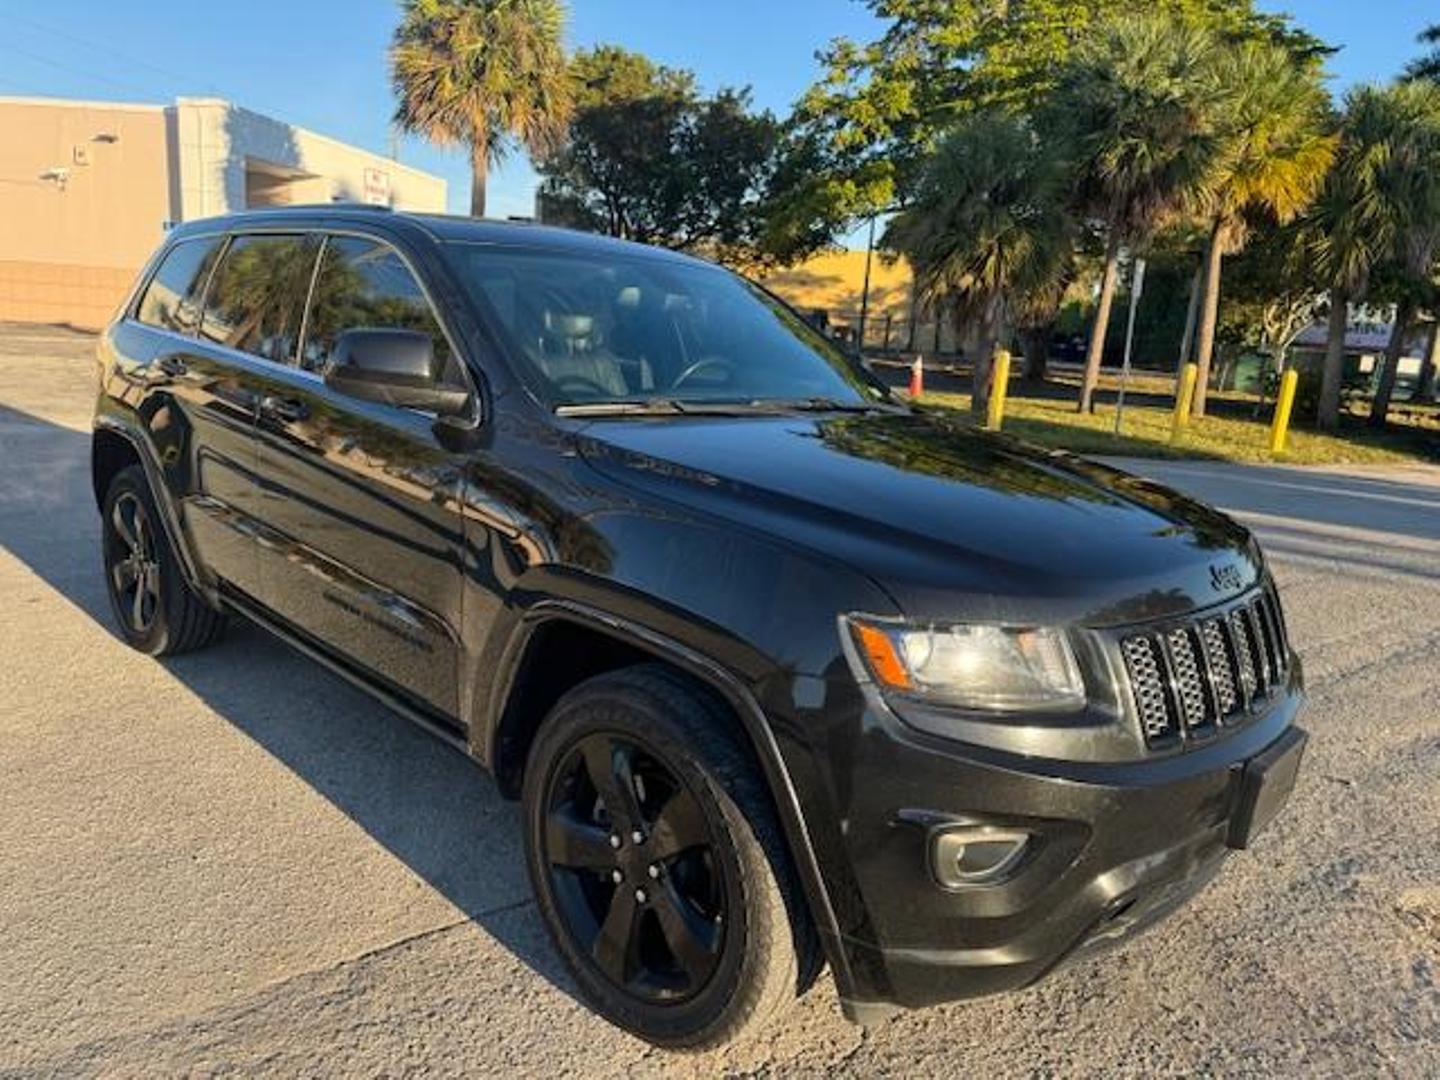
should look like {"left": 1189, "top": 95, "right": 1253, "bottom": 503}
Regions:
{"left": 93, "top": 207, "right": 1306, "bottom": 1049}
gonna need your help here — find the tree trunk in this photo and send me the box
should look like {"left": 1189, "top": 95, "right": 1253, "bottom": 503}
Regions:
{"left": 1079, "top": 233, "right": 1122, "bottom": 413}
{"left": 1369, "top": 297, "right": 1416, "bottom": 428}
{"left": 1177, "top": 260, "right": 1201, "bottom": 371}
{"left": 1021, "top": 326, "right": 1050, "bottom": 381}
{"left": 970, "top": 294, "right": 1003, "bottom": 419}
{"left": 1317, "top": 286, "right": 1349, "bottom": 430}
{"left": 1191, "top": 218, "right": 1226, "bottom": 419}
{"left": 469, "top": 140, "right": 488, "bottom": 218}
{"left": 1414, "top": 319, "right": 1439, "bottom": 403}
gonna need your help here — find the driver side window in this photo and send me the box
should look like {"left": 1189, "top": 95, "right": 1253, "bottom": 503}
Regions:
{"left": 302, "top": 236, "right": 463, "bottom": 387}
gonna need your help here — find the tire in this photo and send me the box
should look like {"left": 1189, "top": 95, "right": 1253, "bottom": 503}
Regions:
{"left": 101, "top": 465, "right": 224, "bottom": 656}
{"left": 522, "top": 663, "right": 820, "bottom": 1050}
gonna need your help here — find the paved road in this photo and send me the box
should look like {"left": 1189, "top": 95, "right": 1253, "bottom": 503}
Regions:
{"left": 2, "top": 325, "right": 1437, "bottom": 1076}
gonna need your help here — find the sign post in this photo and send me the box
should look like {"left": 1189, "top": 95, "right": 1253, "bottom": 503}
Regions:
{"left": 1113, "top": 258, "right": 1146, "bottom": 435}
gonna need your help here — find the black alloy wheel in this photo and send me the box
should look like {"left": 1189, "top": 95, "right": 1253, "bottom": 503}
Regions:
{"left": 106, "top": 491, "right": 161, "bottom": 635}
{"left": 101, "top": 465, "right": 224, "bottom": 656}
{"left": 523, "top": 665, "right": 817, "bottom": 1049}
{"left": 543, "top": 731, "right": 725, "bottom": 1002}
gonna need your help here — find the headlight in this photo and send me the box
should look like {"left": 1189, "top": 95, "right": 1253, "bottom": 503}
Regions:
{"left": 844, "top": 616, "right": 1085, "bottom": 712}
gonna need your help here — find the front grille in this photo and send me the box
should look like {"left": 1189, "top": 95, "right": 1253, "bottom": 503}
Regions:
{"left": 1119, "top": 585, "right": 1291, "bottom": 748}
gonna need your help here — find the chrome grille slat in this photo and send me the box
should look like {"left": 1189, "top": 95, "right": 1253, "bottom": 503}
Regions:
{"left": 1199, "top": 618, "right": 1239, "bottom": 717}
{"left": 1121, "top": 635, "right": 1176, "bottom": 743}
{"left": 1122, "top": 587, "right": 1290, "bottom": 748}
{"left": 1228, "top": 607, "right": 1260, "bottom": 700}
{"left": 1163, "top": 627, "right": 1210, "bottom": 733}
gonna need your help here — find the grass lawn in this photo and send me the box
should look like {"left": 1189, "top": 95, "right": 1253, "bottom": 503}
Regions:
{"left": 919, "top": 386, "right": 1439, "bottom": 466}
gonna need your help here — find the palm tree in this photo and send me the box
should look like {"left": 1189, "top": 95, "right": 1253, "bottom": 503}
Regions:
{"left": 884, "top": 114, "right": 1073, "bottom": 418}
{"left": 1310, "top": 86, "right": 1410, "bottom": 429}
{"left": 1050, "top": 16, "right": 1227, "bottom": 414}
{"left": 1406, "top": 24, "right": 1440, "bottom": 83}
{"left": 392, "top": 0, "right": 572, "bottom": 218}
{"left": 1368, "top": 82, "right": 1440, "bottom": 426}
{"left": 1188, "top": 40, "right": 1334, "bottom": 417}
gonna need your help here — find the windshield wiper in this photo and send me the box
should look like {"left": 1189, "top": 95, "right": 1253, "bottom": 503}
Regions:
{"left": 554, "top": 398, "right": 690, "bottom": 417}
{"left": 554, "top": 396, "right": 899, "bottom": 418}
{"left": 768, "top": 396, "right": 895, "bottom": 414}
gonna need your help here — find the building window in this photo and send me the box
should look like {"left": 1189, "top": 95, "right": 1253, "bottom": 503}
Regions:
{"left": 200, "top": 234, "right": 319, "bottom": 364}
{"left": 135, "top": 238, "right": 223, "bottom": 335}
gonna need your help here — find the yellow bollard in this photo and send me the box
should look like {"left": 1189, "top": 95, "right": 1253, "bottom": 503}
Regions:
{"left": 986, "top": 349, "right": 1011, "bottom": 431}
{"left": 1171, "top": 363, "right": 1198, "bottom": 444}
{"left": 1269, "top": 368, "right": 1299, "bottom": 455}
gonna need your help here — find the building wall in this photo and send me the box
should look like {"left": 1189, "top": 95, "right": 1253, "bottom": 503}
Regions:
{"left": 172, "top": 99, "right": 447, "bottom": 219}
{"left": 0, "top": 98, "right": 174, "bottom": 328}
{"left": 1, "top": 95, "right": 448, "bottom": 330}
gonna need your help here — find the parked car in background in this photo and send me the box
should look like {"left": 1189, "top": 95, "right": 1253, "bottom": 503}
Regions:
{"left": 92, "top": 206, "right": 1306, "bottom": 1049}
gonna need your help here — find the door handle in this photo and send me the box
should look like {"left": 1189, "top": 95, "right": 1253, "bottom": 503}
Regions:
{"left": 260, "top": 395, "right": 310, "bottom": 422}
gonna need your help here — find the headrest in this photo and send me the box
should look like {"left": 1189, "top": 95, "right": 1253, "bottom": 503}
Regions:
{"left": 544, "top": 311, "right": 594, "bottom": 339}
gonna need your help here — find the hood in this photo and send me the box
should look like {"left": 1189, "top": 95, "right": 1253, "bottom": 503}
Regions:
{"left": 576, "top": 410, "right": 1260, "bottom": 627}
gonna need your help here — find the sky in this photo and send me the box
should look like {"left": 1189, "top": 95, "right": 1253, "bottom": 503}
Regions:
{"left": 1, "top": 0, "right": 1435, "bottom": 243}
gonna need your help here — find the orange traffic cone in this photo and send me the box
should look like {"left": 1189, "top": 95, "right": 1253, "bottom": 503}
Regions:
{"left": 909, "top": 356, "right": 924, "bottom": 399}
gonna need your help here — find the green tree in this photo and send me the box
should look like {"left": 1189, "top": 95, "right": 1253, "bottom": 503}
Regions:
{"left": 1188, "top": 39, "right": 1335, "bottom": 417}
{"left": 788, "top": 0, "right": 1327, "bottom": 236}
{"left": 391, "top": 0, "right": 572, "bottom": 218}
{"left": 883, "top": 113, "right": 1074, "bottom": 417}
{"left": 1405, "top": 24, "right": 1440, "bottom": 83}
{"left": 1048, "top": 15, "right": 1226, "bottom": 413}
{"left": 1219, "top": 218, "right": 1326, "bottom": 379}
{"left": 1311, "top": 82, "right": 1440, "bottom": 428}
{"left": 1367, "top": 82, "right": 1440, "bottom": 426}
{"left": 536, "top": 45, "right": 782, "bottom": 260}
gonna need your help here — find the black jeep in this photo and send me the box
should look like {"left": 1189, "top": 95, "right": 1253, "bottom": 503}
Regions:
{"left": 93, "top": 206, "right": 1305, "bottom": 1048}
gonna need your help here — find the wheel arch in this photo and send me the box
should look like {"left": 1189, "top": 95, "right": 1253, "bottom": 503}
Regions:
{"left": 484, "top": 599, "right": 854, "bottom": 999}
{"left": 91, "top": 416, "right": 211, "bottom": 601}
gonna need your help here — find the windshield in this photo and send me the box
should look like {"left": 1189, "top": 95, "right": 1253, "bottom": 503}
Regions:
{"left": 443, "top": 242, "right": 890, "bottom": 411}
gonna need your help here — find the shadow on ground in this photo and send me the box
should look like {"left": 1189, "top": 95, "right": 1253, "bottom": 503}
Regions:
{"left": 0, "top": 402, "right": 575, "bottom": 998}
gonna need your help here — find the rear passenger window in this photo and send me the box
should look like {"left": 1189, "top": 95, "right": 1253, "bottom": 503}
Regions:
{"left": 135, "top": 238, "right": 222, "bottom": 334}
{"left": 200, "top": 234, "right": 318, "bottom": 364}
{"left": 301, "top": 236, "right": 463, "bottom": 385}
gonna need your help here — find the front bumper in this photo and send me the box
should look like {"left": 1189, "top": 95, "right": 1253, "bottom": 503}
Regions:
{"left": 814, "top": 671, "right": 1306, "bottom": 1018}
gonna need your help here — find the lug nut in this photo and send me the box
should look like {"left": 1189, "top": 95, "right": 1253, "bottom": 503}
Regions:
{"left": 609, "top": 834, "right": 622, "bottom": 849}
{"left": 611, "top": 869, "right": 623, "bottom": 884}
{"left": 647, "top": 864, "right": 660, "bottom": 880}
{"left": 630, "top": 830, "right": 644, "bottom": 844}
{"left": 634, "top": 888, "right": 647, "bottom": 904}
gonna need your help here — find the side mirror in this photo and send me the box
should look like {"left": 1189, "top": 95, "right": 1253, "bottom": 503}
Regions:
{"left": 324, "top": 328, "right": 471, "bottom": 416}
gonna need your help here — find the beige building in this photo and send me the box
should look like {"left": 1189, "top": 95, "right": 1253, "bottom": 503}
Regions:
{"left": 0, "top": 95, "right": 447, "bottom": 329}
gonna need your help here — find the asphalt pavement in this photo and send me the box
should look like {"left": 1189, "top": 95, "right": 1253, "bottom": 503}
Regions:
{"left": 2, "top": 324, "right": 1437, "bottom": 1076}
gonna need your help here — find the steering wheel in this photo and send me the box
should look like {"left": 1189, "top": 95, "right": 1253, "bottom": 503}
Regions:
{"left": 554, "top": 374, "right": 616, "bottom": 399}
{"left": 671, "top": 356, "right": 735, "bottom": 391}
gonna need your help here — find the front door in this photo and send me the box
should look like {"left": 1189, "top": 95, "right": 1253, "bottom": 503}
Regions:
{"left": 247, "top": 233, "right": 473, "bottom": 718}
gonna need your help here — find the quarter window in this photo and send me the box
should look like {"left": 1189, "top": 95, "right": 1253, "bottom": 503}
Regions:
{"left": 301, "top": 236, "right": 462, "bottom": 385}
{"left": 135, "top": 238, "right": 223, "bottom": 334}
{"left": 200, "top": 234, "right": 318, "bottom": 364}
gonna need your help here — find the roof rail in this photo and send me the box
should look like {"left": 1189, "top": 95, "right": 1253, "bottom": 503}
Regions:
{"left": 238, "top": 202, "right": 394, "bottom": 213}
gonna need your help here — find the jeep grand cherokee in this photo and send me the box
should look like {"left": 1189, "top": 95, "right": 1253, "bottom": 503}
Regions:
{"left": 92, "top": 206, "right": 1306, "bottom": 1049}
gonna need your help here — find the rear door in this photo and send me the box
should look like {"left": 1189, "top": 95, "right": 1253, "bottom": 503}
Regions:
{"left": 125, "top": 232, "right": 290, "bottom": 598}
{"left": 246, "top": 232, "right": 473, "bottom": 718}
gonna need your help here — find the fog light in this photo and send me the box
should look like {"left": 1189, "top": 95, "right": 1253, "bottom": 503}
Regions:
{"left": 932, "top": 828, "right": 1031, "bottom": 888}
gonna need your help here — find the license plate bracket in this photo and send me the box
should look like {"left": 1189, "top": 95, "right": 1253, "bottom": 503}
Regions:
{"left": 1227, "top": 727, "right": 1307, "bottom": 850}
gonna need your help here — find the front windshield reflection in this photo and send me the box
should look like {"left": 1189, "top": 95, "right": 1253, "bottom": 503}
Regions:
{"left": 444, "top": 243, "right": 889, "bottom": 409}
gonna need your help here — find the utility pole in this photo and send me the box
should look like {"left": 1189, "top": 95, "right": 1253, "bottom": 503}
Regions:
{"left": 856, "top": 215, "right": 876, "bottom": 358}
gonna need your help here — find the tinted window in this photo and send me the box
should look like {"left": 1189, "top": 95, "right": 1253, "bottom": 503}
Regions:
{"left": 302, "top": 236, "right": 461, "bottom": 385}
{"left": 444, "top": 244, "right": 880, "bottom": 407}
{"left": 136, "top": 238, "right": 222, "bottom": 334}
{"left": 200, "top": 234, "right": 318, "bottom": 364}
